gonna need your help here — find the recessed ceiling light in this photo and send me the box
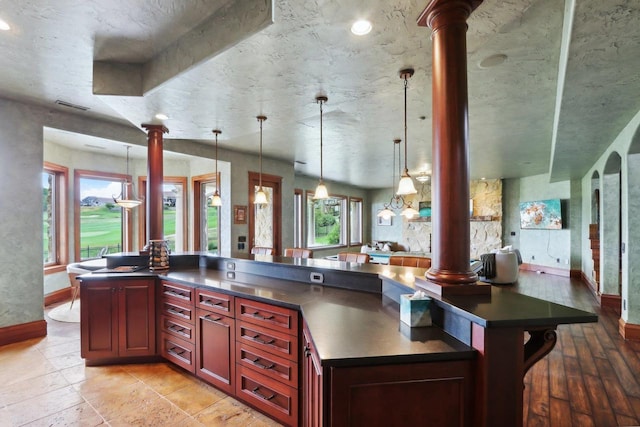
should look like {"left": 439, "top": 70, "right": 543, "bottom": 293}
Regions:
{"left": 0, "top": 19, "right": 10, "bottom": 31}
{"left": 351, "top": 20, "right": 372, "bottom": 36}
{"left": 155, "top": 113, "right": 169, "bottom": 120}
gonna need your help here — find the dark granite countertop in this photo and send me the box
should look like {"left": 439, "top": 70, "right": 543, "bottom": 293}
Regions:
{"left": 162, "top": 268, "right": 476, "bottom": 367}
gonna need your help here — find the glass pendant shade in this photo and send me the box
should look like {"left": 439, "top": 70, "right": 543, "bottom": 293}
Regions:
{"left": 400, "top": 205, "right": 419, "bottom": 219}
{"left": 397, "top": 174, "right": 417, "bottom": 195}
{"left": 377, "top": 207, "right": 396, "bottom": 219}
{"left": 313, "top": 180, "right": 329, "bottom": 200}
{"left": 255, "top": 187, "right": 268, "bottom": 205}
{"left": 211, "top": 191, "right": 222, "bottom": 207}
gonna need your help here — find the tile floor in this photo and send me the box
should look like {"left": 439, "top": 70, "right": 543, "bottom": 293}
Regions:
{"left": 0, "top": 306, "right": 282, "bottom": 427}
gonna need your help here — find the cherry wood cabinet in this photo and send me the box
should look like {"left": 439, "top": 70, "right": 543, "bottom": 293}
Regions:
{"left": 159, "top": 280, "right": 195, "bottom": 373}
{"left": 302, "top": 323, "right": 323, "bottom": 427}
{"left": 81, "top": 277, "right": 156, "bottom": 361}
{"left": 235, "top": 297, "right": 300, "bottom": 426}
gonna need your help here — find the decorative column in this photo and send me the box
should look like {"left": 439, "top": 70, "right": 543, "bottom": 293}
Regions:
{"left": 141, "top": 124, "right": 168, "bottom": 243}
{"left": 417, "top": 0, "right": 489, "bottom": 296}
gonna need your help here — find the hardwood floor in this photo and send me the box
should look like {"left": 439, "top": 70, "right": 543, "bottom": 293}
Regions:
{"left": 0, "top": 271, "right": 637, "bottom": 426}
{"left": 510, "top": 271, "right": 640, "bottom": 427}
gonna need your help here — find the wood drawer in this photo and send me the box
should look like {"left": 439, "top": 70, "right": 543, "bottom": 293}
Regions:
{"left": 196, "top": 288, "right": 234, "bottom": 316}
{"left": 236, "top": 365, "right": 298, "bottom": 427}
{"left": 160, "top": 315, "right": 195, "bottom": 344}
{"left": 236, "top": 321, "right": 298, "bottom": 362}
{"left": 236, "top": 298, "right": 298, "bottom": 336}
{"left": 160, "top": 332, "right": 195, "bottom": 373}
{"left": 160, "top": 280, "right": 194, "bottom": 304}
{"left": 160, "top": 300, "right": 195, "bottom": 324}
{"left": 236, "top": 341, "right": 298, "bottom": 389}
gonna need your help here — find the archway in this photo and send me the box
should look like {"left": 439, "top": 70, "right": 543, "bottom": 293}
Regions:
{"left": 601, "top": 152, "right": 622, "bottom": 308}
{"left": 623, "top": 125, "right": 640, "bottom": 329}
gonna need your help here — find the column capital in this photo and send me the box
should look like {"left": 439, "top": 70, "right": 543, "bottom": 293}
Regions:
{"left": 417, "top": 0, "right": 483, "bottom": 29}
{"left": 141, "top": 124, "right": 169, "bottom": 135}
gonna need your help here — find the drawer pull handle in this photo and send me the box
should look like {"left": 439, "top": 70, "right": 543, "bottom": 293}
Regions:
{"left": 167, "top": 308, "right": 188, "bottom": 318}
{"left": 251, "top": 358, "right": 275, "bottom": 370}
{"left": 164, "top": 290, "right": 189, "bottom": 300}
{"left": 251, "top": 386, "right": 275, "bottom": 401}
{"left": 250, "top": 335, "right": 275, "bottom": 345}
{"left": 168, "top": 325, "right": 189, "bottom": 337}
{"left": 201, "top": 315, "right": 224, "bottom": 325}
{"left": 167, "top": 347, "right": 187, "bottom": 357}
{"left": 203, "top": 299, "right": 224, "bottom": 307}
{"left": 304, "top": 345, "right": 311, "bottom": 357}
{"left": 250, "top": 312, "right": 274, "bottom": 321}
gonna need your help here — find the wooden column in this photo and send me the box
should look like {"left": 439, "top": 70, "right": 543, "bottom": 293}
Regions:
{"left": 417, "top": 0, "right": 487, "bottom": 296}
{"left": 141, "top": 124, "right": 168, "bottom": 243}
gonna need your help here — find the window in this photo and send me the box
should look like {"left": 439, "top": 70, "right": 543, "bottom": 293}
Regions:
{"left": 192, "top": 173, "right": 220, "bottom": 252}
{"left": 43, "top": 162, "right": 68, "bottom": 271}
{"left": 74, "top": 169, "right": 133, "bottom": 260}
{"left": 349, "top": 197, "right": 363, "bottom": 245}
{"left": 293, "top": 189, "right": 303, "bottom": 248}
{"left": 138, "top": 177, "right": 187, "bottom": 253}
{"left": 306, "top": 192, "right": 347, "bottom": 248}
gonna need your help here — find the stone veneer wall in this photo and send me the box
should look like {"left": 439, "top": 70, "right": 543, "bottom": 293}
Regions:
{"left": 401, "top": 179, "right": 503, "bottom": 259}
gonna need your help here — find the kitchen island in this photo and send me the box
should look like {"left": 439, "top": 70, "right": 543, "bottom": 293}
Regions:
{"left": 80, "top": 253, "right": 597, "bottom": 427}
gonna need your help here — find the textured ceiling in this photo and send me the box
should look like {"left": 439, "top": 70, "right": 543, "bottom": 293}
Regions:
{"left": 1, "top": 0, "right": 639, "bottom": 188}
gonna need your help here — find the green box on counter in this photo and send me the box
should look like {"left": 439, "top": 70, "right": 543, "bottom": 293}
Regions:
{"left": 400, "top": 294, "right": 432, "bottom": 327}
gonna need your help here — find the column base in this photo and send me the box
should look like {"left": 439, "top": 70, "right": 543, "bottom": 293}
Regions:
{"left": 415, "top": 276, "right": 491, "bottom": 297}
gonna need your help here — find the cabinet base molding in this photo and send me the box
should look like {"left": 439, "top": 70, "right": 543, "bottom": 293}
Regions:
{"left": 85, "top": 355, "right": 162, "bottom": 367}
{"left": 0, "top": 320, "right": 47, "bottom": 346}
{"left": 619, "top": 318, "right": 640, "bottom": 341}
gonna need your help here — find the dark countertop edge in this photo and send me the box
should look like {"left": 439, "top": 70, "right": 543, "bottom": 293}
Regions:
{"left": 319, "top": 350, "right": 476, "bottom": 368}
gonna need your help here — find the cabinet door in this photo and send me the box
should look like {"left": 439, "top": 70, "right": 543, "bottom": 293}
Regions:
{"left": 303, "top": 324, "right": 323, "bottom": 427}
{"left": 195, "top": 308, "right": 235, "bottom": 394}
{"left": 81, "top": 281, "right": 118, "bottom": 359}
{"left": 118, "top": 279, "right": 156, "bottom": 357}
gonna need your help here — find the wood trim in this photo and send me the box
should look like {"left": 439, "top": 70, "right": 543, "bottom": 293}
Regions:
{"left": 44, "top": 264, "right": 67, "bottom": 275}
{"left": 580, "top": 271, "right": 599, "bottom": 299}
{"left": 619, "top": 318, "right": 640, "bottom": 341}
{"left": 248, "top": 172, "right": 282, "bottom": 256}
{"left": 601, "top": 293, "right": 622, "bottom": 310}
{"left": 519, "top": 263, "right": 570, "bottom": 277}
{"left": 0, "top": 320, "right": 47, "bottom": 346}
{"left": 44, "top": 287, "right": 72, "bottom": 306}
{"left": 192, "top": 172, "right": 219, "bottom": 252}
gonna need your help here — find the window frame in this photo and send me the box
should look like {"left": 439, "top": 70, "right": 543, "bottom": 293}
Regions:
{"left": 192, "top": 172, "right": 220, "bottom": 252}
{"left": 43, "top": 162, "right": 69, "bottom": 274}
{"left": 305, "top": 190, "right": 348, "bottom": 249}
{"left": 138, "top": 176, "right": 188, "bottom": 252}
{"left": 349, "top": 197, "right": 364, "bottom": 246}
{"left": 74, "top": 169, "right": 134, "bottom": 260}
{"left": 293, "top": 188, "right": 303, "bottom": 248}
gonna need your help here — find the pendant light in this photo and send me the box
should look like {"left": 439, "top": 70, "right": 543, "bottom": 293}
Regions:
{"left": 377, "top": 139, "right": 402, "bottom": 220}
{"left": 210, "top": 129, "right": 222, "bottom": 207}
{"left": 313, "top": 95, "right": 329, "bottom": 200}
{"left": 113, "top": 145, "right": 144, "bottom": 209}
{"left": 254, "top": 115, "right": 268, "bottom": 205}
{"left": 396, "top": 68, "right": 417, "bottom": 195}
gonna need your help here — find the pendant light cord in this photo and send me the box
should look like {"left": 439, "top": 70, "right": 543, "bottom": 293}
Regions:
{"left": 403, "top": 75, "right": 409, "bottom": 174}
{"left": 319, "top": 99, "right": 324, "bottom": 181}
{"left": 258, "top": 116, "right": 265, "bottom": 188}
{"left": 214, "top": 132, "right": 219, "bottom": 192}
